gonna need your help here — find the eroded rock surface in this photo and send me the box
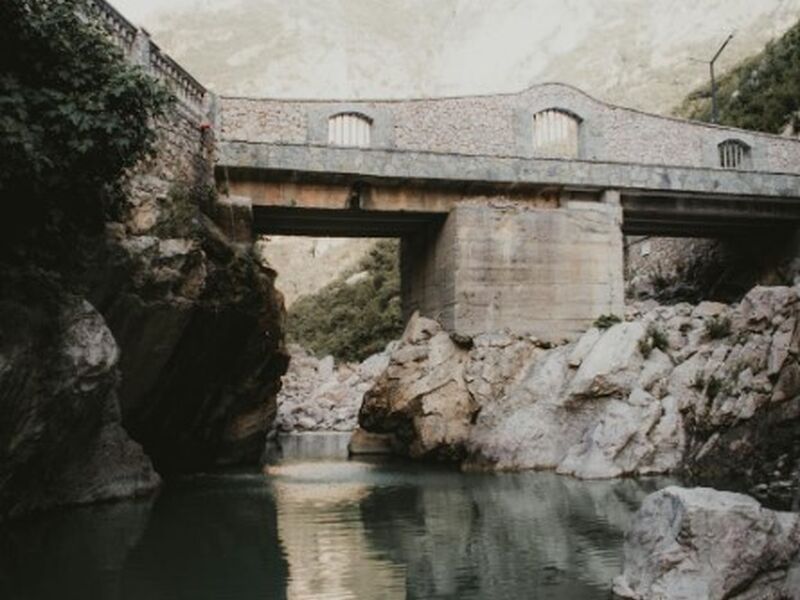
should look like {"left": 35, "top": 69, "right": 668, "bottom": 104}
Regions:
{"left": 95, "top": 216, "right": 289, "bottom": 473}
{"left": 275, "top": 344, "right": 391, "bottom": 432}
{"left": 612, "top": 486, "right": 800, "bottom": 600}
{"left": 0, "top": 276, "right": 159, "bottom": 519}
{"left": 360, "top": 287, "right": 800, "bottom": 503}
{"left": 360, "top": 314, "right": 478, "bottom": 460}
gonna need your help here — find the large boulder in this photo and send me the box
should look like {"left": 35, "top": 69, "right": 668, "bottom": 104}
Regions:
{"left": 0, "top": 275, "right": 159, "bottom": 520}
{"left": 613, "top": 487, "right": 800, "bottom": 600}
{"left": 359, "top": 313, "right": 477, "bottom": 460}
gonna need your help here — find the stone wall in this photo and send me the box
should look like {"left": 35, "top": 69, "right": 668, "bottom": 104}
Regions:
{"left": 402, "top": 201, "right": 624, "bottom": 339}
{"left": 219, "top": 84, "right": 800, "bottom": 173}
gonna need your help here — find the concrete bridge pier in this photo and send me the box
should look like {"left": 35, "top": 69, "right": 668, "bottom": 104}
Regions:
{"left": 401, "top": 198, "right": 625, "bottom": 340}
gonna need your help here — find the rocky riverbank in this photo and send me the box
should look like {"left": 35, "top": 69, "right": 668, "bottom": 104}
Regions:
{"left": 359, "top": 285, "right": 800, "bottom": 506}
{"left": 274, "top": 344, "right": 392, "bottom": 433}
{"left": 613, "top": 486, "right": 800, "bottom": 599}
{"left": 0, "top": 102, "right": 289, "bottom": 519}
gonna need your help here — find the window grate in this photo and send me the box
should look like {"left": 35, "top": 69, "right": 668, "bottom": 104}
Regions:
{"left": 328, "top": 113, "right": 372, "bottom": 147}
{"left": 718, "top": 140, "right": 748, "bottom": 169}
{"left": 532, "top": 109, "right": 580, "bottom": 158}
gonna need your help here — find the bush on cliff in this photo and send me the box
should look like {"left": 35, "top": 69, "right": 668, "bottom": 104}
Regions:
{"left": 0, "top": 0, "right": 170, "bottom": 253}
{"left": 676, "top": 19, "right": 800, "bottom": 133}
{"left": 288, "top": 240, "right": 403, "bottom": 362}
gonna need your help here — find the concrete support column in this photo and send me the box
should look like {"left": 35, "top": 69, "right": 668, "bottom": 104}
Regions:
{"left": 403, "top": 202, "right": 625, "bottom": 341}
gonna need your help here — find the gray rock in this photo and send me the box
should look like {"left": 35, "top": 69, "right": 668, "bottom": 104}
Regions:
{"left": 613, "top": 487, "right": 800, "bottom": 600}
{"left": 0, "top": 286, "right": 159, "bottom": 520}
{"left": 275, "top": 344, "right": 392, "bottom": 433}
{"left": 358, "top": 286, "right": 800, "bottom": 495}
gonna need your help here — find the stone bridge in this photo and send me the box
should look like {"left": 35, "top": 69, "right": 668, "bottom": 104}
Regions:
{"left": 86, "top": 0, "right": 800, "bottom": 340}
{"left": 213, "top": 85, "right": 800, "bottom": 339}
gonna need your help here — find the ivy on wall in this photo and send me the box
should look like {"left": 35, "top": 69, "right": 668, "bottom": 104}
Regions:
{"left": 0, "top": 0, "right": 171, "bottom": 252}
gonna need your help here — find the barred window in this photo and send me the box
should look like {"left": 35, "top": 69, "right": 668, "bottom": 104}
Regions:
{"left": 532, "top": 109, "right": 580, "bottom": 158}
{"left": 718, "top": 139, "right": 749, "bottom": 170}
{"left": 328, "top": 113, "right": 372, "bottom": 147}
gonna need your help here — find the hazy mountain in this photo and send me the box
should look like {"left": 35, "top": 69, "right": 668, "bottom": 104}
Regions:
{"left": 116, "top": 0, "right": 800, "bottom": 112}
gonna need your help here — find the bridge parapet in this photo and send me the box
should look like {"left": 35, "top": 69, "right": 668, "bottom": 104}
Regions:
{"left": 86, "top": 0, "right": 208, "bottom": 118}
{"left": 219, "top": 84, "right": 800, "bottom": 175}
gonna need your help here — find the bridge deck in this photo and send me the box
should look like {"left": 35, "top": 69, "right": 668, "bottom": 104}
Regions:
{"left": 219, "top": 141, "right": 800, "bottom": 238}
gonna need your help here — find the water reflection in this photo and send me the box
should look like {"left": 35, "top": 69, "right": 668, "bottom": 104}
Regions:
{"left": 0, "top": 457, "right": 673, "bottom": 600}
{"left": 270, "top": 460, "right": 672, "bottom": 600}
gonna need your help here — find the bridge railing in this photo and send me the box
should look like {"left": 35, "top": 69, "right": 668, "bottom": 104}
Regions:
{"left": 85, "top": 0, "right": 208, "bottom": 119}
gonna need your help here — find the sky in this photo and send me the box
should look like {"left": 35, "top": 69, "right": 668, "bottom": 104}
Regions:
{"left": 110, "top": 0, "right": 800, "bottom": 111}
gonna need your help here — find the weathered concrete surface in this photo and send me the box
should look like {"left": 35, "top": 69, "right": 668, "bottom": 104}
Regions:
{"left": 403, "top": 202, "right": 624, "bottom": 339}
{"left": 612, "top": 487, "right": 800, "bottom": 600}
{"left": 219, "top": 140, "right": 800, "bottom": 204}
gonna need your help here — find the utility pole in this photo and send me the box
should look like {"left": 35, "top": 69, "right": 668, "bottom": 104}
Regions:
{"left": 709, "top": 33, "right": 735, "bottom": 124}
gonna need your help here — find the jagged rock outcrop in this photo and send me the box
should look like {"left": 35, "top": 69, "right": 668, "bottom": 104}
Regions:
{"left": 91, "top": 215, "right": 289, "bottom": 473}
{"left": 359, "top": 315, "right": 479, "bottom": 460}
{"left": 360, "top": 287, "right": 800, "bottom": 503}
{"left": 275, "top": 344, "right": 391, "bottom": 432}
{"left": 612, "top": 486, "right": 800, "bottom": 599}
{"left": 0, "top": 272, "right": 159, "bottom": 519}
{"left": 0, "top": 112, "right": 289, "bottom": 517}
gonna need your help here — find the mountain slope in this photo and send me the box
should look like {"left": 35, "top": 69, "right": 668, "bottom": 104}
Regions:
{"left": 117, "top": 0, "right": 800, "bottom": 113}
{"left": 676, "top": 18, "right": 800, "bottom": 133}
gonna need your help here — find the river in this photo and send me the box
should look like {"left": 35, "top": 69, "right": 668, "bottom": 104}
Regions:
{"left": 0, "top": 433, "right": 674, "bottom": 599}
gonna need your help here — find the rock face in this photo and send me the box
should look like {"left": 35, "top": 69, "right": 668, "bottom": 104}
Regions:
{"left": 275, "top": 344, "right": 391, "bottom": 433}
{"left": 360, "top": 314, "right": 478, "bottom": 460}
{"left": 0, "top": 106, "right": 288, "bottom": 518}
{"left": 0, "top": 274, "right": 159, "bottom": 519}
{"left": 613, "top": 486, "right": 800, "bottom": 600}
{"left": 94, "top": 216, "right": 288, "bottom": 473}
{"left": 86, "top": 107, "right": 289, "bottom": 475}
{"left": 360, "top": 287, "right": 800, "bottom": 503}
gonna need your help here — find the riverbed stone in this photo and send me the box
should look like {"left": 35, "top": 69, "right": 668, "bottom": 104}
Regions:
{"left": 613, "top": 486, "right": 800, "bottom": 600}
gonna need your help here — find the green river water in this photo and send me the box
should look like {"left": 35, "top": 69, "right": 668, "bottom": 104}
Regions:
{"left": 0, "top": 435, "right": 673, "bottom": 600}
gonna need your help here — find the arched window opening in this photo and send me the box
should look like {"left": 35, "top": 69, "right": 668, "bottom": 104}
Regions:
{"left": 718, "top": 139, "right": 749, "bottom": 170}
{"left": 532, "top": 109, "right": 580, "bottom": 158}
{"left": 328, "top": 113, "right": 372, "bottom": 147}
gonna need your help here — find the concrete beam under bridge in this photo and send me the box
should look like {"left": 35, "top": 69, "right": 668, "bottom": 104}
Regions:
{"left": 253, "top": 206, "right": 445, "bottom": 238}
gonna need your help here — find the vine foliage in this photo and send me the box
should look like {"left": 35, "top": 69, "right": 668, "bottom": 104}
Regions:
{"left": 0, "top": 0, "right": 171, "bottom": 252}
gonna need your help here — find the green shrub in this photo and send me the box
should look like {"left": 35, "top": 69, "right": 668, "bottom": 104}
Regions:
{"left": 287, "top": 240, "right": 403, "bottom": 362}
{"left": 691, "top": 373, "right": 706, "bottom": 391}
{"left": 705, "top": 316, "right": 732, "bottom": 340}
{"left": 639, "top": 323, "right": 669, "bottom": 358}
{"left": 676, "top": 19, "right": 800, "bottom": 134}
{"left": 706, "top": 376, "right": 723, "bottom": 401}
{"left": 648, "top": 324, "right": 669, "bottom": 352}
{"left": 593, "top": 314, "right": 622, "bottom": 329}
{"left": 0, "top": 0, "right": 171, "bottom": 253}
